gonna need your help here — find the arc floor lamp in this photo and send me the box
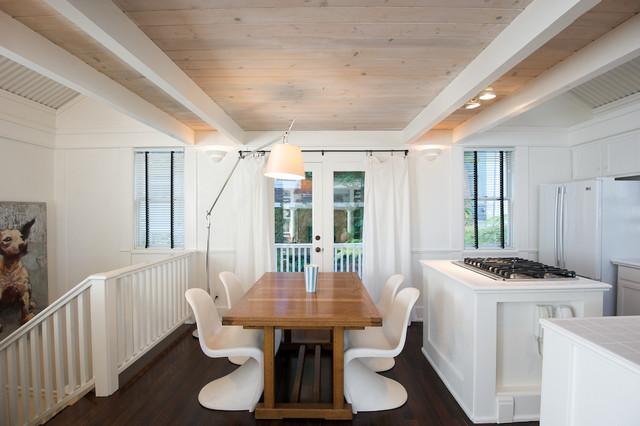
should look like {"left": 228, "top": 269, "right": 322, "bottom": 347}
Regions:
{"left": 194, "top": 121, "right": 304, "bottom": 337}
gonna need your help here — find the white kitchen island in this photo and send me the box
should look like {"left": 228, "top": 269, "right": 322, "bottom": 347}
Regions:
{"left": 421, "top": 260, "right": 611, "bottom": 424}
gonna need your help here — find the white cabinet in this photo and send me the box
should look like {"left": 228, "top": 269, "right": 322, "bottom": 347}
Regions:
{"left": 572, "top": 131, "right": 640, "bottom": 179}
{"left": 604, "top": 132, "right": 640, "bottom": 176}
{"left": 616, "top": 263, "right": 640, "bottom": 316}
{"left": 572, "top": 141, "right": 603, "bottom": 180}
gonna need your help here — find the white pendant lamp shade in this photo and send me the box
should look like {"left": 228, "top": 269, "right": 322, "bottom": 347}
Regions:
{"left": 263, "top": 143, "right": 305, "bottom": 180}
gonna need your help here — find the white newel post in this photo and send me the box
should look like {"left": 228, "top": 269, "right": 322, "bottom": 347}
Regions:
{"left": 89, "top": 275, "right": 119, "bottom": 396}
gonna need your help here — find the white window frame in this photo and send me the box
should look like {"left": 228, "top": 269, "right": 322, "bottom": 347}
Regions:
{"left": 133, "top": 148, "right": 185, "bottom": 250}
{"left": 462, "top": 147, "right": 514, "bottom": 251}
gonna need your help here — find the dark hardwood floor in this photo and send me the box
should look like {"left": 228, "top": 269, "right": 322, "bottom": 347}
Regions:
{"left": 48, "top": 323, "right": 539, "bottom": 426}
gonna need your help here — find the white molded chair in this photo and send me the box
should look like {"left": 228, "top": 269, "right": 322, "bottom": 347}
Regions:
{"left": 344, "top": 287, "right": 419, "bottom": 414}
{"left": 219, "top": 271, "right": 246, "bottom": 308}
{"left": 185, "top": 288, "right": 269, "bottom": 412}
{"left": 219, "top": 271, "right": 251, "bottom": 366}
{"left": 348, "top": 274, "right": 404, "bottom": 372}
{"left": 376, "top": 274, "right": 405, "bottom": 317}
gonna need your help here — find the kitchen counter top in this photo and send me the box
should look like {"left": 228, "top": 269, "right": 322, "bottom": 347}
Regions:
{"left": 539, "top": 316, "right": 640, "bottom": 425}
{"left": 611, "top": 259, "right": 640, "bottom": 269}
{"left": 421, "top": 260, "right": 611, "bottom": 293}
{"left": 541, "top": 316, "right": 640, "bottom": 374}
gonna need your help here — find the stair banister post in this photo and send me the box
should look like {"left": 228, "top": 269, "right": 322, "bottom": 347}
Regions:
{"left": 89, "top": 275, "right": 119, "bottom": 396}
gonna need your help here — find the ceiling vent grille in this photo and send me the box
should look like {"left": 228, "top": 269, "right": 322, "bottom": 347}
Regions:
{"left": 571, "top": 56, "right": 640, "bottom": 109}
{"left": 0, "top": 55, "right": 79, "bottom": 109}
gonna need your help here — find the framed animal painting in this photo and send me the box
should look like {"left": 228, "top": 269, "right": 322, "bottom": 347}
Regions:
{"left": 0, "top": 202, "right": 47, "bottom": 341}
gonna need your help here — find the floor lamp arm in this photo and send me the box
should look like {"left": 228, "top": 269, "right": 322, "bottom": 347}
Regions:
{"left": 203, "top": 132, "right": 285, "bottom": 297}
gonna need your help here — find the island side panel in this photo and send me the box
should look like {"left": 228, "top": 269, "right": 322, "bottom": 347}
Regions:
{"left": 422, "top": 264, "right": 476, "bottom": 420}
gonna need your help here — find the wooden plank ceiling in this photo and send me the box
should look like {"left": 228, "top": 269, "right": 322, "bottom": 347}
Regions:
{"left": 0, "top": 0, "right": 540, "bottom": 131}
{"left": 1, "top": 0, "right": 637, "bottom": 133}
{"left": 111, "top": 0, "right": 534, "bottom": 130}
{"left": 434, "top": 0, "right": 640, "bottom": 130}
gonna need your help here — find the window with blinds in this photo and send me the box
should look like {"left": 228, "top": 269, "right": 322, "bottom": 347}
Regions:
{"left": 134, "top": 150, "right": 184, "bottom": 249}
{"left": 463, "top": 150, "right": 513, "bottom": 249}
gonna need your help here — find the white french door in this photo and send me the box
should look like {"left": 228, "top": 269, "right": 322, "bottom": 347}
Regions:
{"left": 273, "top": 160, "right": 364, "bottom": 276}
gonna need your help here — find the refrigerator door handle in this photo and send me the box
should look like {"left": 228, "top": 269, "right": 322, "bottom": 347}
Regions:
{"left": 554, "top": 187, "right": 561, "bottom": 267}
{"left": 560, "top": 186, "right": 566, "bottom": 268}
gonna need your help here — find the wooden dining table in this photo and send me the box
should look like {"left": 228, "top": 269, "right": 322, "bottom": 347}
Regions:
{"left": 222, "top": 272, "right": 382, "bottom": 420}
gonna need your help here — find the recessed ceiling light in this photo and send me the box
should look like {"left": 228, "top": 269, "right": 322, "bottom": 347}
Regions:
{"left": 465, "top": 99, "right": 481, "bottom": 109}
{"left": 479, "top": 87, "right": 496, "bottom": 100}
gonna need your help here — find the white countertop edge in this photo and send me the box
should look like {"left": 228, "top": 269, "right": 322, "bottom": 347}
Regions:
{"left": 421, "top": 260, "right": 612, "bottom": 292}
{"left": 611, "top": 259, "right": 640, "bottom": 269}
{"left": 541, "top": 319, "right": 640, "bottom": 375}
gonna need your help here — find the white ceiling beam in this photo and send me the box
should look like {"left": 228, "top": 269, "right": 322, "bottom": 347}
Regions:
{"left": 453, "top": 13, "right": 640, "bottom": 143}
{"left": 402, "top": 0, "right": 600, "bottom": 144}
{"left": 46, "top": 0, "right": 246, "bottom": 144}
{"left": 0, "top": 10, "right": 194, "bottom": 145}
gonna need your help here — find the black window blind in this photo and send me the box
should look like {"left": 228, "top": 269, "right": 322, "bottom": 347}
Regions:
{"left": 135, "top": 150, "right": 184, "bottom": 249}
{"left": 464, "top": 150, "right": 512, "bottom": 249}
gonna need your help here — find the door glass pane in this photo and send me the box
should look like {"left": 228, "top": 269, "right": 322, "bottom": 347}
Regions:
{"left": 333, "top": 172, "right": 364, "bottom": 276}
{"left": 274, "top": 172, "right": 313, "bottom": 272}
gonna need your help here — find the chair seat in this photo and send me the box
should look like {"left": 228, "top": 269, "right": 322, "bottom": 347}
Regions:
{"left": 203, "top": 326, "right": 261, "bottom": 354}
{"left": 347, "top": 327, "right": 396, "bottom": 372}
{"left": 228, "top": 329, "right": 282, "bottom": 366}
{"left": 198, "top": 358, "right": 263, "bottom": 411}
{"left": 348, "top": 327, "right": 393, "bottom": 350}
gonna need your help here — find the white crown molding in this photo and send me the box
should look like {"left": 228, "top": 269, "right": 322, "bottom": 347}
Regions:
{"left": 56, "top": 128, "right": 165, "bottom": 136}
{"left": 592, "top": 91, "right": 640, "bottom": 116}
{"left": 0, "top": 112, "right": 56, "bottom": 135}
{"left": 0, "top": 88, "right": 57, "bottom": 113}
{"left": 569, "top": 95, "right": 640, "bottom": 145}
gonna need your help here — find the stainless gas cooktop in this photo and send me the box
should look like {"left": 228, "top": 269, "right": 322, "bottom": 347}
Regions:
{"left": 453, "top": 257, "right": 578, "bottom": 281}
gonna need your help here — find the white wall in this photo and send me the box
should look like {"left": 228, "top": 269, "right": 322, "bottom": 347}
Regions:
{"left": 0, "top": 90, "right": 583, "bottom": 312}
{"left": 53, "top": 97, "right": 199, "bottom": 296}
{"left": 0, "top": 91, "right": 59, "bottom": 302}
{"left": 197, "top": 129, "right": 571, "bottom": 317}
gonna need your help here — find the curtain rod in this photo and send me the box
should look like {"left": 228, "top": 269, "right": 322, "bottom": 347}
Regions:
{"left": 238, "top": 149, "right": 409, "bottom": 157}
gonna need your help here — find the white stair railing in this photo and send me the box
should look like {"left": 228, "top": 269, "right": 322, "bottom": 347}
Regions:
{"left": 0, "top": 251, "right": 196, "bottom": 426}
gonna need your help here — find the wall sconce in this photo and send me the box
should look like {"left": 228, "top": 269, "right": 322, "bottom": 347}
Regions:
{"left": 198, "top": 145, "right": 233, "bottom": 163}
{"left": 422, "top": 147, "right": 442, "bottom": 161}
{"left": 414, "top": 145, "right": 443, "bottom": 161}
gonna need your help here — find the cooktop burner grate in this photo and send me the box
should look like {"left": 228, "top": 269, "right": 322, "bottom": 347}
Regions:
{"left": 454, "top": 257, "right": 577, "bottom": 281}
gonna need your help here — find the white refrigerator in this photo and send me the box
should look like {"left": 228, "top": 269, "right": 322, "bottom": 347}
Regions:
{"left": 539, "top": 178, "right": 640, "bottom": 315}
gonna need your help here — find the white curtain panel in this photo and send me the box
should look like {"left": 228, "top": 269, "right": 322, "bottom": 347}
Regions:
{"left": 232, "top": 155, "right": 275, "bottom": 285}
{"left": 363, "top": 155, "right": 412, "bottom": 302}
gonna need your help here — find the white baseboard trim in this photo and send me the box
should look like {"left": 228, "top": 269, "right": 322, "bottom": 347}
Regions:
{"left": 421, "top": 347, "right": 495, "bottom": 424}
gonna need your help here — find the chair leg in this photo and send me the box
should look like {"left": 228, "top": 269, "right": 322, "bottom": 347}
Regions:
{"left": 344, "top": 359, "right": 407, "bottom": 413}
{"left": 198, "top": 358, "right": 263, "bottom": 411}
